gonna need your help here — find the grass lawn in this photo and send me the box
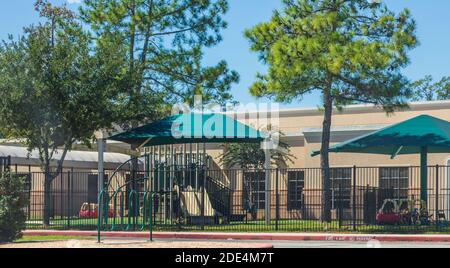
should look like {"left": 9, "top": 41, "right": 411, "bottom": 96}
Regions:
{"left": 16, "top": 235, "right": 94, "bottom": 243}
{"left": 25, "top": 216, "right": 450, "bottom": 234}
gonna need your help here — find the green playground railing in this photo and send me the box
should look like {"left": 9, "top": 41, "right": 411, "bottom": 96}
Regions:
{"left": 97, "top": 188, "right": 156, "bottom": 242}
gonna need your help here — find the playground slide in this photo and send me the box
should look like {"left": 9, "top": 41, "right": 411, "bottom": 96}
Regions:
{"left": 178, "top": 187, "right": 215, "bottom": 217}
{"left": 180, "top": 191, "right": 201, "bottom": 216}
{"left": 194, "top": 191, "right": 215, "bottom": 217}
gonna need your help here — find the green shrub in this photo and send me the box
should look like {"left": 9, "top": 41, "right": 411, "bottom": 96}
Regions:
{"left": 0, "top": 171, "right": 27, "bottom": 242}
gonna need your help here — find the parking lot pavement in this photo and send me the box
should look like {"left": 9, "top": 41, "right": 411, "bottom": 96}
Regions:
{"left": 270, "top": 240, "right": 450, "bottom": 248}
{"left": 100, "top": 238, "right": 450, "bottom": 248}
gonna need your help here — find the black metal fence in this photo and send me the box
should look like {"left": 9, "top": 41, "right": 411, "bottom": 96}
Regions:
{"left": 18, "top": 165, "right": 450, "bottom": 233}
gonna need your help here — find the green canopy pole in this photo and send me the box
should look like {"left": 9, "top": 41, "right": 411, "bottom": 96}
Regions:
{"left": 420, "top": 146, "right": 428, "bottom": 206}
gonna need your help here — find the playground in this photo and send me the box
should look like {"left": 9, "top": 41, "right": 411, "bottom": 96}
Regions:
{"left": 95, "top": 113, "right": 268, "bottom": 241}
{"left": 91, "top": 114, "right": 450, "bottom": 241}
{"left": 3, "top": 113, "right": 449, "bottom": 240}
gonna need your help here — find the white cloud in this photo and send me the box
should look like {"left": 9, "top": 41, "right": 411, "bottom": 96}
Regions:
{"left": 67, "top": 0, "right": 82, "bottom": 4}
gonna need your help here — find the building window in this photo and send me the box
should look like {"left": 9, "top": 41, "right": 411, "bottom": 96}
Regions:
{"left": 330, "top": 168, "right": 352, "bottom": 209}
{"left": 88, "top": 174, "right": 109, "bottom": 204}
{"left": 379, "top": 167, "right": 409, "bottom": 200}
{"left": 243, "top": 171, "right": 265, "bottom": 210}
{"left": 287, "top": 171, "right": 305, "bottom": 210}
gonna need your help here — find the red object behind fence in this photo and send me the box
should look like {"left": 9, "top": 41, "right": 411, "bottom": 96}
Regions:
{"left": 376, "top": 212, "right": 402, "bottom": 224}
{"left": 79, "top": 203, "right": 114, "bottom": 219}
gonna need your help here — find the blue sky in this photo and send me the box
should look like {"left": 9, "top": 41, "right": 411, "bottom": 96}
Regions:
{"left": 1, "top": 0, "right": 449, "bottom": 108}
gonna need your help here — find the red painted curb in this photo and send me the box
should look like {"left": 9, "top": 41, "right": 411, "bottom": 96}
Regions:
{"left": 23, "top": 230, "right": 450, "bottom": 243}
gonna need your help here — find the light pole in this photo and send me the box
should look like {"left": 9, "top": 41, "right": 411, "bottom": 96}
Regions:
{"left": 97, "top": 134, "right": 106, "bottom": 243}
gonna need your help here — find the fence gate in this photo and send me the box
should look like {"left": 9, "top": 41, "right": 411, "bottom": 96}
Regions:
{"left": 335, "top": 185, "right": 379, "bottom": 230}
{"left": 0, "top": 156, "right": 11, "bottom": 173}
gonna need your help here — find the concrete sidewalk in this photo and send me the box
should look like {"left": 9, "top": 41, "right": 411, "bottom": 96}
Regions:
{"left": 23, "top": 230, "right": 450, "bottom": 243}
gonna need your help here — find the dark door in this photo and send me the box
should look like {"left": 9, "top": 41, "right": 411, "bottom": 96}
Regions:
{"left": 87, "top": 174, "right": 109, "bottom": 204}
{"left": 88, "top": 175, "right": 98, "bottom": 204}
{"left": 364, "top": 187, "right": 377, "bottom": 225}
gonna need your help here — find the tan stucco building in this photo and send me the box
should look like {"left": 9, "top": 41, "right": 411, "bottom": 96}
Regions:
{"left": 218, "top": 100, "right": 450, "bottom": 169}
{"left": 2, "top": 100, "right": 449, "bottom": 222}
{"left": 204, "top": 100, "right": 450, "bottom": 221}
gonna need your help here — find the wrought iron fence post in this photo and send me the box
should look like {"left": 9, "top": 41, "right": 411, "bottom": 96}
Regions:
{"left": 67, "top": 170, "right": 71, "bottom": 229}
{"left": 27, "top": 172, "right": 31, "bottom": 221}
{"left": 352, "top": 165, "right": 357, "bottom": 231}
{"left": 364, "top": 184, "right": 369, "bottom": 226}
{"left": 177, "top": 187, "right": 182, "bottom": 231}
{"left": 201, "top": 166, "right": 205, "bottom": 231}
{"left": 436, "top": 164, "right": 439, "bottom": 230}
{"left": 60, "top": 173, "right": 63, "bottom": 228}
{"left": 149, "top": 192, "right": 153, "bottom": 242}
{"left": 275, "top": 168, "right": 279, "bottom": 231}
{"left": 338, "top": 181, "right": 342, "bottom": 230}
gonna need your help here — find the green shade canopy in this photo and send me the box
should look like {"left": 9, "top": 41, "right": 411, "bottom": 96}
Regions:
{"left": 109, "top": 113, "right": 265, "bottom": 146}
{"left": 311, "top": 114, "right": 450, "bottom": 204}
{"left": 311, "top": 115, "right": 450, "bottom": 157}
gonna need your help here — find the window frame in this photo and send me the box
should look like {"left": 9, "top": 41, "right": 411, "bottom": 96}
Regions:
{"left": 243, "top": 171, "right": 266, "bottom": 210}
{"left": 287, "top": 170, "right": 305, "bottom": 211}
{"left": 330, "top": 168, "right": 352, "bottom": 209}
{"left": 378, "top": 167, "right": 409, "bottom": 200}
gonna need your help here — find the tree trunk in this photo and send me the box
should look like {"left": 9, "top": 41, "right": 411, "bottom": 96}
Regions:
{"left": 43, "top": 165, "right": 52, "bottom": 227}
{"left": 42, "top": 145, "right": 70, "bottom": 227}
{"left": 321, "top": 88, "right": 333, "bottom": 223}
